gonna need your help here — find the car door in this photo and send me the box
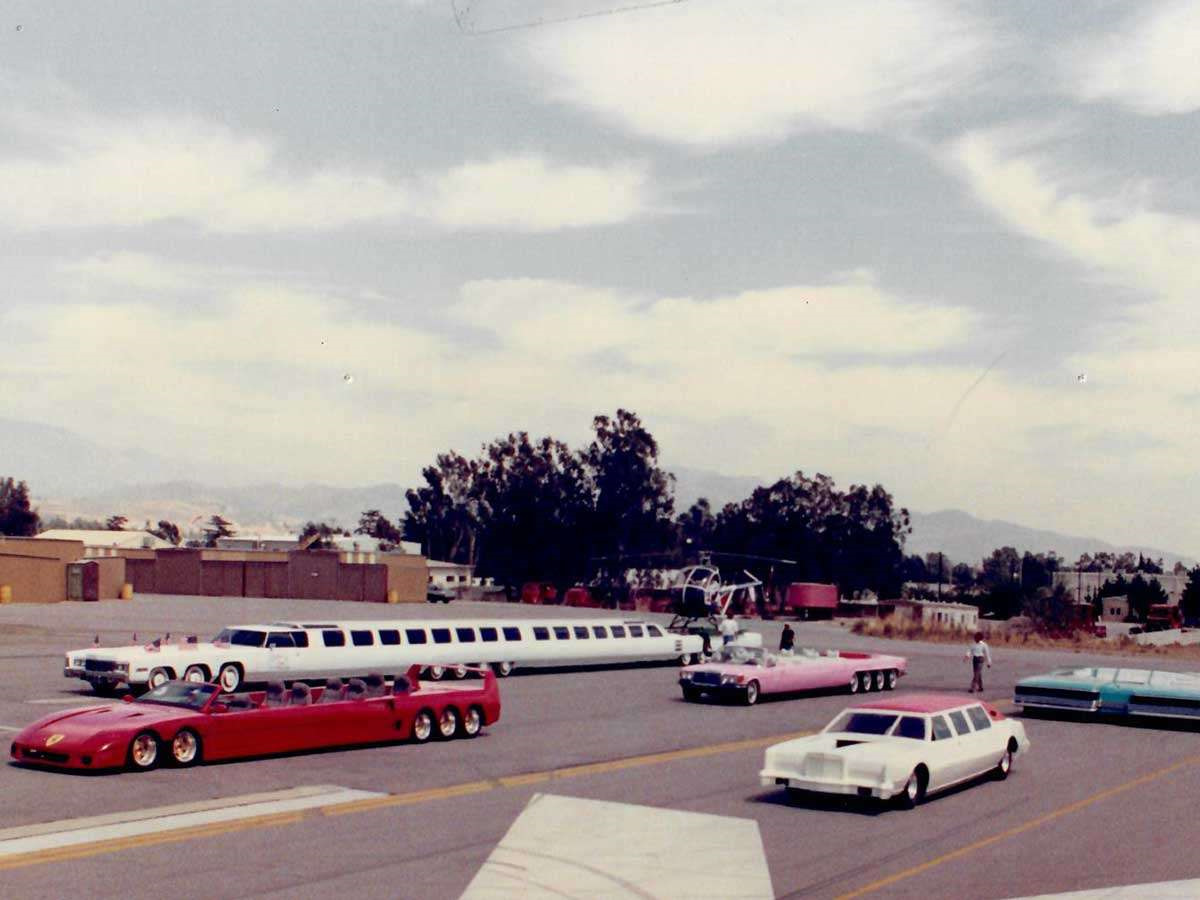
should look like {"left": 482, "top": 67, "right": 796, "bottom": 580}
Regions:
{"left": 963, "top": 704, "right": 1006, "bottom": 774}
{"left": 924, "top": 714, "right": 962, "bottom": 792}
{"left": 945, "top": 708, "right": 991, "bottom": 781}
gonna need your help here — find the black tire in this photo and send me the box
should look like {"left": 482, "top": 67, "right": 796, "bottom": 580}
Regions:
{"left": 460, "top": 705, "right": 483, "bottom": 738}
{"left": 127, "top": 731, "right": 160, "bottom": 771}
{"left": 411, "top": 709, "right": 434, "bottom": 744}
{"left": 148, "top": 667, "right": 171, "bottom": 690}
{"left": 217, "top": 663, "right": 241, "bottom": 693}
{"left": 896, "top": 768, "right": 925, "bottom": 809}
{"left": 437, "top": 707, "right": 460, "bottom": 739}
{"left": 183, "top": 665, "right": 208, "bottom": 684}
{"left": 170, "top": 729, "right": 202, "bottom": 767}
{"left": 745, "top": 680, "right": 760, "bottom": 706}
{"left": 994, "top": 748, "right": 1013, "bottom": 780}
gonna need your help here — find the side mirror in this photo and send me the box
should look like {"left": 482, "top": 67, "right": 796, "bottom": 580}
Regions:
{"left": 121, "top": 694, "right": 134, "bottom": 703}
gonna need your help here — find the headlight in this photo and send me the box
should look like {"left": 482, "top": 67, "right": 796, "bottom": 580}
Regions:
{"left": 721, "top": 674, "right": 744, "bottom": 685}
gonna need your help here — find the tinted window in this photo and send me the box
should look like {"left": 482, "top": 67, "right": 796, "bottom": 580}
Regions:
{"left": 894, "top": 717, "right": 926, "bottom": 740}
{"left": 220, "top": 629, "right": 265, "bottom": 647}
{"left": 456, "top": 627, "right": 476, "bottom": 643}
{"left": 265, "top": 632, "right": 294, "bottom": 648}
{"left": 629, "top": 625, "right": 644, "bottom": 637}
{"left": 592, "top": 626, "right": 608, "bottom": 639}
{"left": 948, "top": 710, "right": 971, "bottom": 735}
{"left": 290, "top": 631, "right": 309, "bottom": 648}
{"left": 930, "top": 715, "right": 953, "bottom": 741}
{"left": 480, "top": 627, "right": 499, "bottom": 642}
{"left": 611, "top": 626, "right": 626, "bottom": 638}
{"left": 553, "top": 626, "right": 570, "bottom": 640}
{"left": 827, "top": 712, "right": 898, "bottom": 735}
{"left": 502, "top": 626, "right": 522, "bottom": 641}
{"left": 533, "top": 627, "right": 550, "bottom": 641}
{"left": 432, "top": 628, "right": 451, "bottom": 644}
{"left": 322, "top": 630, "right": 346, "bottom": 648}
{"left": 379, "top": 629, "right": 400, "bottom": 646}
{"left": 573, "top": 626, "right": 589, "bottom": 639}
{"left": 351, "top": 630, "right": 374, "bottom": 647}
{"left": 967, "top": 706, "right": 992, "bottom": 730}
{"left": 647, "top": 625, "right": 663, "bottom": 637}
{"left": 406, "top": 628, "right": 427, "bottom": 645}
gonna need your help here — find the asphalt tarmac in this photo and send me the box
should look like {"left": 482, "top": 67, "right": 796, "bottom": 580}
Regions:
{"left": 2, "top": 595, "right": 1199, "bottom": 899}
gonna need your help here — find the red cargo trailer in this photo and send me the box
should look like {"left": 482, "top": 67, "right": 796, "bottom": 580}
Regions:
{"left": 785, "top": 582, "right": 838, "bottom": 620}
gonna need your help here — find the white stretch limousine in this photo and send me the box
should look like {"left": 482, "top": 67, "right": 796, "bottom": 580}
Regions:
{"left": 64, "top": 618, "right": 707, "bottom": 693}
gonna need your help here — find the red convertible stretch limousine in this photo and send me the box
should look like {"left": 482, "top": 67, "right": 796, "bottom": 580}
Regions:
{"left": 10, "top": 667, "right": 500, "bottom": 772}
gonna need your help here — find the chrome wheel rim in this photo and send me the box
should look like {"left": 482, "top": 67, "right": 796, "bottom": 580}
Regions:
{"left": 184, "top": 667, "right": 205, "bottom": 684}
{"left": 219, "top": 667, "right": 239, "bottom": 691}
{"left": 172, "top": 731, "right": 197, "bottom": 764}
{"left": 464, "top": 708, "right": 481, "bottom": 735}
{"left": 149, "top": 670, "right": 168, "bottom": 689}
{"left": 439, "top": 710, "right": 458, "bottom": 737}
{"left": 746, "top": 683, "right": 758, "bottom": 705}
{"left": 497, "top": 662, "right": 512, "bottom": 677}
{"left": 132, "top": 734, "right": 157, "bottom": 768}
{"left": 906, "top": 777, "right": 918, "bottom": 801}
{"left": 413, "top": 714, "right": 432, "bottom": 741}
{"left": 849, "top": 675, "right": 859, "bottom": 693}
{"left": 886, "top": 670, "right": 898, "bottom": 689}
{"left": 1000, "top": 751, "right": 1012, "bottom": 773}
{"left": 428, "top": 666, "right": 444, "bottom": 680}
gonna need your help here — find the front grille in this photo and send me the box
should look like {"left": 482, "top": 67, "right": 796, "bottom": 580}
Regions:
{"left": 21, "top": 746, "right": 69, "bottom": 764}
{"left": 1015, "top": 686, "right": 1098, "bottom": 709}
{"left": 84, "top": 659, "right": 117, "bottom": 673}
{"left": 691, "top": 672, "right": 722, "bottom": 687}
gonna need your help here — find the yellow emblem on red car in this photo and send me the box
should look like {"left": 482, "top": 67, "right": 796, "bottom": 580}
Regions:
{"left": 45, "top": 734, "right": 65, "bottom": 746}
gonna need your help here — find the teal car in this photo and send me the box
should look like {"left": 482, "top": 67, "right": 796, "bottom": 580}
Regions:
{"left": 1014, "top": 667, "right": 1200, "bottom": 720}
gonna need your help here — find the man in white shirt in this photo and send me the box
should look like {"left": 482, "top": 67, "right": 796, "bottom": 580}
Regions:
{"left": 719, "top": 612, "right": 740, "bottom": 645}
{"left": 965, "top": 631, "right": 992, "bottom": 692}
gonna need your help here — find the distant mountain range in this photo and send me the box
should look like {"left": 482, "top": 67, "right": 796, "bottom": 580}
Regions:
{"left": 5, "top": 416, "right": 1192, "bottom": 566}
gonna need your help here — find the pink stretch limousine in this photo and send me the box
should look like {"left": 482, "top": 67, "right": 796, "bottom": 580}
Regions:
{"left": 679, "top": 642, "right": 907, "bottom": 705}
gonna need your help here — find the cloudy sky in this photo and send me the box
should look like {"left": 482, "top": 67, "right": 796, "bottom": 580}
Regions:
{"left": 1, "top": 0, "right": 1197, "bottom": 551}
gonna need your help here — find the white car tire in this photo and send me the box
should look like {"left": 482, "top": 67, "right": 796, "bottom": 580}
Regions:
{"left": 745, "top": 680, "right": 760, "bottom": 706}
{"left": 183, "top": 665, "right": 208, "bottom": 684}
{"left": 148, "top": 667, "right": 170, "bottom": 690}
{"left": 217, "top": 664, "right": 241, "bottom": 693}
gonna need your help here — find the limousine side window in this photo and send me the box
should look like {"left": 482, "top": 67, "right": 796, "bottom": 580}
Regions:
{"left": 456, "top": 627, "right": 476, "bottom": 643}
{"left": 646, "top": 625, "right": 663, "bottom": 637}
{"left": 379, "top": 629, "right": 400, "bottom": 646}
{"left": 481, "top": 627, "right": 499, "bottom": 642}
{"left": 592, "top": 626, "right": 608, "bottom": 639}
{"left": 966, "top": 706, "right": 992, "bottom": 730}
{"left": 894, "top": 716, "right": 927, "bottom": 740}
{"left": 290, "top": 631, "right": 309, "bottom": 648}
{"left": 502, "top": 626, "right": 522, "bottom": 641}
{"left": 432, "top": 628, "right": 451, "bottom": 644}
{"left": 533, "top": 627, "right": 550, "bottom": 641}
{"left": 611, "top": 626, "right": 627, "bottom": 638}
{"left": 629, "top": 625, "right": 644, "bottom": 637}
{"left": 948, "top": 710, "right": 971, "bottom": 735}
{"left": 930, "top": 715, "right": 953, "bottom": 741}
{"left": 322, "top": 630, "right": 346, "bottom": 648}
{"left": 406, "top": 629, "right": 428, "bottom": 644}
{"left": 573, "top": 626, "right": 589, "bottom": 639}
{"left": 265, "top": 632, "right": 295, "bottom": 649}
{"left": 351, "top": 630, "right": 374, "bottom": 647}
{"left": 553, "top": 626, "right": 570, "bottom": 640}
{"left": 215, "top": 629, "right": 268, "bottom": 647}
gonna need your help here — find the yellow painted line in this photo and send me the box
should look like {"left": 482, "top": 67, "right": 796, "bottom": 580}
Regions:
{"left": 836, "top": 752, "right": 1200, "bottom": 899}
{"left": 0, "top": 728, "right": 814, "bottom": 869}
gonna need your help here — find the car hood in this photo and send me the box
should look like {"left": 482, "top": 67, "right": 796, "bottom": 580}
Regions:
{"left": 17, "top": 702, "right": 190, "bottom": 743}
{"left": 66, "top": 643, "right": 221, "bottom": 663}
{"left": 765, "top": 732, "right": 920, "bottom": 766}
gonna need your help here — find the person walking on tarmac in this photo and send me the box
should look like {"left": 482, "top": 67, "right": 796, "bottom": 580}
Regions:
{"left": 965, "top": 631, "right": 992, "bottom": 692}
{"left": 779, "top": 623, "right": 796, "bottom": 654}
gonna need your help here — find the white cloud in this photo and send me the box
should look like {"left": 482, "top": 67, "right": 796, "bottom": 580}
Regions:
{"left": 1062, "top": 1, "right": 1200, "bottom": 115}
{"left": 0, "top": 112, "right": 657, "bottom": 233}
{"left": 516, "top": 0, "right": 993, "bottom": 146}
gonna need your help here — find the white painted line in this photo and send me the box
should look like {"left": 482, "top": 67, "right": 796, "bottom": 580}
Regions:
{"left": 462, "top": 793, "right": 774, "bottom": 899}
{"left": 0, "top": 785, "right": 387, "bottom": 857}
{"left": 1009, "top": 880, "right": 1200, "bottom": 899}
{"left": 0, "top": 725, "right": 21, "bottom": 732}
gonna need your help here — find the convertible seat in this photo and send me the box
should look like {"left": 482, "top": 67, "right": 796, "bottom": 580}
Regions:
{"left": 392, "top": 674, "right": 412, "bottom": 696}
{"left": 226, "top": 696, "right": 257, "bottom": 711}
{"left": 344, "top": 678, "right": 367, "bottom": 701}
{"left": 363, "top": 673, "right": 387, "bottom": 697}
{"left": 264, "top": 681, "right": 287, "bottom": 707}
{"left": 317, "top": 678, "right": 344, "bottom": 703}
{"left": 288, "top": 682, "right": 312, "bottom": 705}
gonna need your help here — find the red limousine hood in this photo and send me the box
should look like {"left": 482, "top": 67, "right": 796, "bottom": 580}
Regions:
{"left": 17, "top": 702, "right": 190, "bottom": 742}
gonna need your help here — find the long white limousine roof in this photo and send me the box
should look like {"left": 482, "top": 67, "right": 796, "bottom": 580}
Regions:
{"left": 235, "top": 618, "right": 670, "bottom": 630}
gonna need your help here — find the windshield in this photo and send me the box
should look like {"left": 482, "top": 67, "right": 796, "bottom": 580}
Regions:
{"left": 137, "top": 682, "right": 218, "bottom": 710}
{"left": 825, "top": 711, "right": 900, "bottom": 735}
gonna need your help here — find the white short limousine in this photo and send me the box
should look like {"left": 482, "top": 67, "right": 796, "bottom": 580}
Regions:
{"left": 64, "top": 618, "right": 707, "bottom": 693}
{"left": 759, "top": 694, "right": 1030, "bottom": 808}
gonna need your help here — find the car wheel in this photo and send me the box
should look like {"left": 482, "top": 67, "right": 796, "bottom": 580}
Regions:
{"left": 183, "top": 665, "right": 208, "bottom": 684}
{"left": 171, "top": 729, "right": 201, "bottom": 767}
{"left": 872, "top": 671, "right": 885, "bottom": 691}
{"left": 217, "top": 664, "right": 241, "bottom": 693}
{"left": 427, "top": 665, "right": 445, "bottom": 681}
{"left": 438, "top": 707, "right": 460, "bottom": 739}
{"left": 994, "top": 749, "right": 1013, "bottom": 780}
{"left": 148, "top": 667, "right": 170, "bottom": 690}
{"left": 128, "top": 731, "right": 160, "bottom": 771}
{"left": 452, "top": 664, "right": 469, "bottom": 680}
{"left": 859, "top": 672, "right": 874, "bottom": 692}
{"left": 848, "top": 673, "right": 860, "bottom": 694}
{"left": 411, "top": 709, "right": 434, "bottom": 743}
{"left": 493, "top": 661, "right": 514, "bottom": 677}
{"left": 885, "top": 669, "right": 899, "bottom": 690}
{"left": 745, "top": 680, "right": 760, "bottom": 706}
{"left": 460, "top": 705, "right": 483, "bottom": 738}
{"left": 897, "top": 769, "right": 925, "bottom": 809}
